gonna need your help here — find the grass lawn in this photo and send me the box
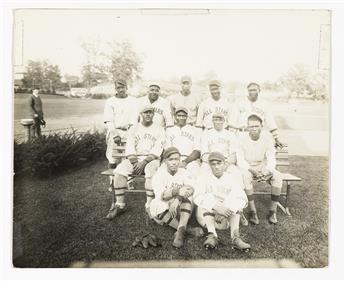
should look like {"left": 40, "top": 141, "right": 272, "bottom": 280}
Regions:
{"left": 12, "top": 155, "right": 328, "bottom": 268}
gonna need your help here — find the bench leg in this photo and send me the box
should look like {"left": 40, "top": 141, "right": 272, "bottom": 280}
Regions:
{"left": 285, "top": 181, "right": 292, "bottom": 216}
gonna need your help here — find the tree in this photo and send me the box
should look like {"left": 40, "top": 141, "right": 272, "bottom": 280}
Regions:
{"left": 102, "top": 40, "right": 143, "bottom": 85}
{"left": 279, "top": 64, "right": 329, "bottom": 101}
{"left": 80, "top": 39, "right": 143, "bottom": 91}
{"left": 22, "top": 60, "right": 62, "bottom": 93}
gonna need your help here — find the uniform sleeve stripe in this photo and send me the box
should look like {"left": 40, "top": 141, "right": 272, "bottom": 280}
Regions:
{"left": 146, "top": 194, "right": 155, "bottom": 198}
{"left": 165, "top": 216, "right": 174, "bottom": 226}
{"left": 157, "top": 210, "right": 169, "bottom": 220}
{"left": 203, "top": 212, "right": 215, "bottom": 217}
{"left": 180, "top": 208, "right": 192, "bottom": 214}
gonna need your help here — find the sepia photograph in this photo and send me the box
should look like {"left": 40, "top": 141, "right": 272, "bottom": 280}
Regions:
{"left": 6, "top": 5, "right": 339, "bottom": 274}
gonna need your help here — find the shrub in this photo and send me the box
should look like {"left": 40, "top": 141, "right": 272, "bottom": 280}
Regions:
{"left": 14, "top": 130, "right": 106, "bottom": 178}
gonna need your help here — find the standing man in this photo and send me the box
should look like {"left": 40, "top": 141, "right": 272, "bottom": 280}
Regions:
{"left": 103, "top": 79, "right": 138, "bottom": 169}
{"left": 165, "top": 107, "right": 201, "bottom": 177}
{"left": 237, "top": 114, "right": 283, "bottom": 225}
{"left": 234, "top": 82, "right": 284, "bottom": 148}
{"left": 149, "top": 147, "right": 204, "bottom": 248}
{"left": 168, "top": 75, "right": 200, "bottom": 125}
{"left": 29, "top": 87, "right": 45, "bottom": 137}
{"left": 196, "top": 80, "right": 237, "bottom": 131}
{"left": 106, "top": 105, "right": 165, "bottom": 220}
{"left": 193, "top": 152, "right": 250, "bottom": 251}
{"left": 137, "top": 83, "right": 174, "bottom": 128}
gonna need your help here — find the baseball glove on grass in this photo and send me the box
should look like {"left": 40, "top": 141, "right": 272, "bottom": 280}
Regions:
{"left": 131, "top": 233, "right": 162, "bottom": 248}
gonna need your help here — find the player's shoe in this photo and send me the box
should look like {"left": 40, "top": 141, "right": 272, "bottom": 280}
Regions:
{"left": 173, "top": 226, "right": 186, "bottom": 248}
{"left": 268, "top": 211, "right": 278, "bottom": 224}
{"left": 203, "top": 233, "right": 219, "bottom": 250}
{"left": 249, "top": 211, "right": 260, "bottom": 225}
{"left": 105, "top": 204, "right": 126, "bottom": 220}
{"left": 231, "top": 237, "right": 251, "bottom": 252}
{"left": 186, "top": 227, "right": 204, "bottom": 237}
{"left": 240, "top": 212, "right": 248, "bottom": 226}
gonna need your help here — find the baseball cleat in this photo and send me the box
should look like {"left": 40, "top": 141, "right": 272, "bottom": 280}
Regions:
{"left": 186, "top": 227, "right": 204, "bottom": 237}
{"left": 240, "top": 212, "right": 249, "bottom": 226}
{"left": 231, "top": 237, "right": 251, "bottom": 252}
{"left": 268, "top": 211, "right": 278, "bottom": 224}
{"left": 173, "top": 226, "right": 186, "bottom": 248}
{"left": 203, "top": 233, "right": 219, "bottom": 250}
{"left": 105, "top": 205, "right": 126, "bottom": 220}
{"left": 249, "top": 211, "right": 260, "bottom": 225}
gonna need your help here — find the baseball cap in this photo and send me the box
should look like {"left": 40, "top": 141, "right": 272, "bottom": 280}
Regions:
{"left": 115, "top": 79, "right": 127, "bottom": 87}
{"left": 140, "top": 105, "right": 154, "bottom": 113}
{"left": 163, "top": 147, "right": 181, "bottom": 159}
{"left": 208, "top": 151, "right": 225, "bottom": 163}
{"left": 212, "top": 112, "right": 225, "bottom": 119}
{"left": 175, "top": 106, "right": 188, "bottom": 115}
{"left": 149, "top": 83, "right": 160, "bottom": 89}
{"left": 181, "top": 75, "right": 192, "bottom": 83}
{"left": 209, "top": 80, "right": 221, "bottom": 88}
{"left": 247, "top": 113, "right": 263, "bottom": 123}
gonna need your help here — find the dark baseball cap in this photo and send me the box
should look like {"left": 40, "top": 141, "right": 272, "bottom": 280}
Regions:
{"left": 208, "top": 151, "right": 225, "bottom": 163}
{"left": 115, "top": 79, "right": 127, "bottom": 86}
{"left": 247, "top": 113, "right": 263, "bottom": 123}
{"left": 163, "top": 147, "right": 181, "bottom": 159}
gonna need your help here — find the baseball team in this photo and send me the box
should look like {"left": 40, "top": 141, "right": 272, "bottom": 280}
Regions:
{"left": 103, "top": 76, "right": 285, "bottom": 251}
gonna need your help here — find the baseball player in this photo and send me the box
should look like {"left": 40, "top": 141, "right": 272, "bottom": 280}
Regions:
{"left": 164, "top": 107, "right": 201, "bottom": 177}
{"left": 106, "top": 105, "right": 165, "bottom": 220}
{"left": 136, "top": 83, "right": 174, "bottom": 128}
{"left": 193, "top": 151, "right": 250, "bottom": 251}
{"left": 196, "top": 80, "right": 237, "bottom": 131}
{"left": 200, "top": 112, "right": 239, "bottom": 174}
{"left": 167, "top": 75, "right": 201, "bottom": 125}
{"left": 237, "top": 113, "right": 283, "bottom": 225}
{"left": 233, "top": 82, "right": 284, "bottom": 148}
{"left": 103, "top": 79, "right": 138, "bottom": 169}
{"left": 149, "top": 147, "right": 204, "bottom": 248}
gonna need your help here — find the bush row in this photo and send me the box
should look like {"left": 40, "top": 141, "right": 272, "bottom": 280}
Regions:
{"left": 14, "top": 130, "right": 106, "bottom": 178}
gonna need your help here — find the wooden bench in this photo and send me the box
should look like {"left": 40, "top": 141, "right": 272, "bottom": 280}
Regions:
{"left": 254, "top": 146, "right": 301, "bottom": 216}
{"left": 101, "top": 144, "right": 302, "bottom": 215}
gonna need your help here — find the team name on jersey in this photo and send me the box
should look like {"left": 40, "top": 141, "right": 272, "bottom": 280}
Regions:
{"left": 208, "top": 137, "right": 229, "bottom": 146}
{"left": 134, "top": 133, "right": 157, "bottom": 147}
{"left": 204, "top": 106, "right": 229, "bottom": 118}
{"left": 153, "top": 107, "right": 163, "bottom": 115}
{"left": 169, "top": 182, "right": 183, "bottom": 190}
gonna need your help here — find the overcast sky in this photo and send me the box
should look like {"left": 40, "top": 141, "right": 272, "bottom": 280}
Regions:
{"left": 14, "top": 9, "right": 330, "bottom": 83}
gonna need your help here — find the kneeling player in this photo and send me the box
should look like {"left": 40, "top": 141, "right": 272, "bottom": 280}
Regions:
{"left": 194, "top": 152, "right": 250, "bottom": 251}
{"left": 149, "top": 147, "right": 204, "bottom": 248}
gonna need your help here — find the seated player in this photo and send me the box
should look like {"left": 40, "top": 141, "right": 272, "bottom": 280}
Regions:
{"left": 200, "top": 112, "right": 239, "bottom": 174}
{"left": 149, "top": 147, "right": 204, "bottom": 248}
{"left": 193, "top": 152, "right": 250, "bottom": 251}
{"left": 164, "top": 107, "right": 201, "bottom": 177}
{"left": 237, "top": 114, "right": 283, "bottom": 225}
{"left": 106, "top": 105, "right": 165, "bottom": 220}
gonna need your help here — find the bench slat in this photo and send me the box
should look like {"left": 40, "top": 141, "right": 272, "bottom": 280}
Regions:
{"left": 281, "top": 173, "right": 301, "bottom": 181}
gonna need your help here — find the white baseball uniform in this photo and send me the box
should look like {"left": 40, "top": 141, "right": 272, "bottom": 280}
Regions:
{"left": 164, "top": 125, "right": 201, "bottom": 176}
{"left": 236, "top": 131, "right": 283, "bottom": 190}
{"left": 168, "top": 93, "right": 201, "bottom": 125}
{"left": 200, "top": 129, "right": 239, "bottom": 162}
{"left": 114, "top": 122, "right": 165, "bottom": 178}
{"left": 149, "top": 167, "right": 195, "bottom": 218}
{"left": 233, "top": 97, "right": 277, "bottom": 131}
{"left": 103, "top": 95, "right": 138, "bottom": 163}
{"left": 194, "top": 172, "right": 247, "bottom": 230}
{"left": 136, "top": 96, "right": 174, "bottom": 128}
{"left": 196, "top": 97, "right": 236, "bottom": 130}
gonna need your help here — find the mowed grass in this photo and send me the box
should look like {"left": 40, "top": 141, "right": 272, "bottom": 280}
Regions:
{"left": 13, "top": 155, "right": 328, "bottom": 268}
